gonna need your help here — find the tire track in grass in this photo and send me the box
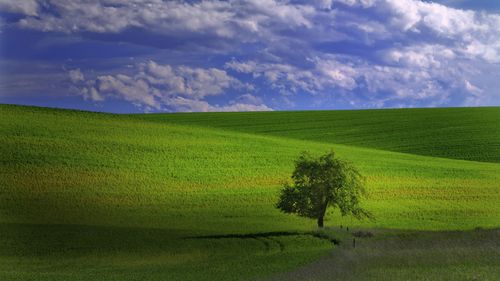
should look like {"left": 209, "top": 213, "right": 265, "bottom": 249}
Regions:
{"left": 185, "top": 231, "right": 337, "bottom": 254}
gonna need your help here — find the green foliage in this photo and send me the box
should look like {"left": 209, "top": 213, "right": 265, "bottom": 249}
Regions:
{"left": 277, "top": 151, "right": 371, "bottom": 227}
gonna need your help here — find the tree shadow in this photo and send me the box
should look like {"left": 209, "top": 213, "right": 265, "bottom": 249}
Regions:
{"left": 186, "top": 231, "right": 302, "bottom": 240}
{"left": 186, "top": 231, "right": 340, "bottom": 246}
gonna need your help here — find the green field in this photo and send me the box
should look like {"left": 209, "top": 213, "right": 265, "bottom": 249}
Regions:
{"left": 1, "top": 104, "right": 499, "bottom": 280}
{"left": 133, "top": 107, "right": 500, "bottom": 163}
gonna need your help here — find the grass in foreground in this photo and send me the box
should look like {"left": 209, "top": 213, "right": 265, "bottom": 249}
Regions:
{"left": 0, "top": 224, "right": 331, "bottom": 281}
{"left": 264, "top": 228, "right": 500, "bottom": 281}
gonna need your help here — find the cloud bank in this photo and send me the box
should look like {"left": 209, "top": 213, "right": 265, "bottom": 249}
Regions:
{"left": 69, "top": 61, "right": 271, "bottom": 112}
{"left": 1, "top": 0, "right": 500, "bottom": 111}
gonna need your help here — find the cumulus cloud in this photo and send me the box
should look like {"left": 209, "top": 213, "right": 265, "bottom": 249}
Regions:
{"left": 380, "top": 44, "right": 456, "bottom": 68}
{"left": 69, "top": 61, "right": 271, "bottom": 112}
{"left": 8, "top": 0, "right": 313, "bottom": 43}
{"left": 223, "top": 0, "right": 500, "bottom": 107}
{"left": 0, "top": 0, "right": 39, "bottom": 16}
{"left": 4, "top": 0, "right": 500, "bottom": 109}
{"left": 68, "top": 68, "right": 84, "bottom": 83}
{"left": 138, "top": 61, "right": 247, "bottom": 99}
{"left": 231, "top": 93, "right": 264, "bottom": 106}
{"left": 168, "top": 96, "right": 272, "bottom": 112}
{"left": 227, "top": 45, "right": 486, "bottom": 108}
{"left": 334, "top": 0, "right": 500, "bottom": 63}
{"left": 226, "top": 58, "right": 358, "bottom": 95}
{"left": 226, "top": 61, "right": 318, "bottom": 94}
{"left": 5, "top": 1, "right": 500, "bottom": 61}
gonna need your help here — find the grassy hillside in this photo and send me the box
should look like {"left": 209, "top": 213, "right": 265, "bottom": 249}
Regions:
{"left": 132, "top": 107, "right": 500, "bottom": 163}
{"left": 2, "top": 104, "right": 499, "bottom": 231}
{"left": 1, "top": 104, "right": 499, "bottom": 280}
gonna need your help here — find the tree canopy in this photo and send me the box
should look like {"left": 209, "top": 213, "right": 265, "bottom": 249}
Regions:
{"left": 276, "top": 151, "right": 372, "bottom": 227}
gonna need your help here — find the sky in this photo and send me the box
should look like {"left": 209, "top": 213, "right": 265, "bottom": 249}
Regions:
{"left": 0, "top": 0, "right": 500, "bottom": 113}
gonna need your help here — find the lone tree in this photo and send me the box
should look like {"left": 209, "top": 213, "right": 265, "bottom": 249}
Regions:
{"left": 276, "top": 151, "right": 371, "bottom": 228}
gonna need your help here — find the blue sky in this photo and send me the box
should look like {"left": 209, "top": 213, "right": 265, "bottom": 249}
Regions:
{"left": 1, "top": 0, "right": 500, "bottom": 113}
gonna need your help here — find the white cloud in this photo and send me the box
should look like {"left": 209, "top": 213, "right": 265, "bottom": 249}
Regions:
{"left": 316, "top": 59, "right": 358, "bottom": 90}
{"left": 7, "top": 1, "right": 500, "bottom": 63}
{"left": 168, "top": 96, "right": 272, "bottom": 112}
{"left": 219, "top": 102, "right": 272, "bottom": 112}
{"left": 226, "top": 45, "right": 488, "bottom": 108}
{"left": 226, "top": 58, "right": 359, "bottom": 95}
{"left": 80, "top": 85, "right": 104, "bottom": 102}
{"left": 68, "top": 60, "right": 271, "bottom": 112}
{"left": 6, "top": 0, "right": 500, "bottom": 109}
{"left": 335, "top": 0, "right": 480, "bottom": 34}
{"left": 463, "top": 39, "right": 500, "bottom": 63}
{"left": 68, "top": 68, "right": 84, "bottom": 83}
{"left": 138, "top": 61, "right": 246, "bottom": 99}
{"left": 0, "top": 0, "right": 39, "bottom": 16}
{"left": 464, "top": 80, "right": 482, "bottom": 94}
{"left": 231, "top": 93, "right": 264, "bottom": 105}
{"left": 12, "top": 0, "right": 313, "bottom": 43}
{"left": 381, "top": 44, "right": 456, "bottom": 68}
{"left": 96, "top": 74, "right": 157, "bottom": 108}
{"left": 333, "top": 0, "right": 500, "bottom": 62}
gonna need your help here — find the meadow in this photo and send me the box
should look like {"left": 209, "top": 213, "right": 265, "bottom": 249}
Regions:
{"left": 133, "top": 107, "right": 500, "bottom": 163}
{"left": 0, "top": 104, "right": 499, "bottom": 280}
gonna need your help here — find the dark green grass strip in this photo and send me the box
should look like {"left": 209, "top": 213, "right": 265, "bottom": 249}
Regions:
{"left": 0, "top": 223, "right": 332, "bottom": 281}
{"left": 132, "top": 107, "right": 500, "bottom": 163}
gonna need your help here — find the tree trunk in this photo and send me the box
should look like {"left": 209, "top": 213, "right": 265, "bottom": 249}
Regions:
{"left": 317, "top": 215, "right": 324, "bottom": 228}
{"left": 317, "top": 202, "right": 328, "bottom": 228}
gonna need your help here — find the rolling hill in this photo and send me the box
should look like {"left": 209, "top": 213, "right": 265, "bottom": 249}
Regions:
{"left": 1, "top": 104, "right": 499, "bottom": 281}
{"left": 131, "top": 107, "right": 500, "bottom": 163}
